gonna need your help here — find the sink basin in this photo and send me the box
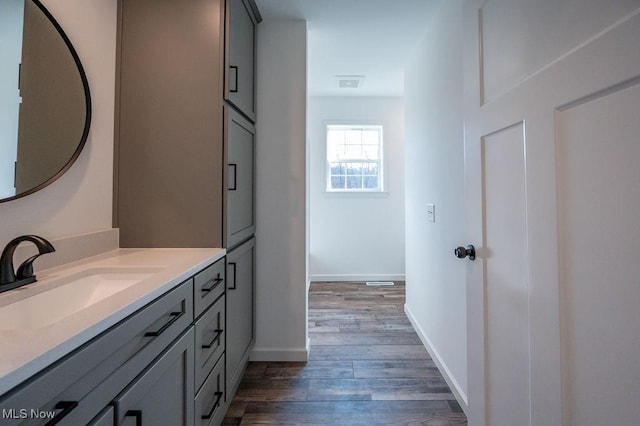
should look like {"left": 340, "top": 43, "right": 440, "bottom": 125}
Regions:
{"left": 0, "top": 267, "right": 164, "bottom": 330}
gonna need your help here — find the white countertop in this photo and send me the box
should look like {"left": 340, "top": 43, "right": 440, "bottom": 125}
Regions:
{"left": 0, "top": 247, "right": 225, "bottom": 396}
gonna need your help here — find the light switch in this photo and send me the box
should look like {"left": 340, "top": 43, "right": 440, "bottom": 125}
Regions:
{"left": 427, "top": 204, "right": 435, "bottom": 223}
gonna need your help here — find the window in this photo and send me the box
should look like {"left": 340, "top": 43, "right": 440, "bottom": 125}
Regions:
{"left": 326, "top": 124, "right": 384, "bottom": 192}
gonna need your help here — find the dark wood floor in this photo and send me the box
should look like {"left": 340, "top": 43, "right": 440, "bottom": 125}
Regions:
{"left": 222, "top": 281, "right": 468, "bottom": 425}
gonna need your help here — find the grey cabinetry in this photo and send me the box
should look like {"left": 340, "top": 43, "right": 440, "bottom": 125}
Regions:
{"left": 0, "top": 258, "right": 232, "bottom": 425}
{"left": 223, "top": 0, "right": 259, "bottom": 405}
{"left": 113, "top": 329, "right": 195, "bottom": 425}
{"left": 0, "top": 278, "right": 193, "bottom": 425}
{"left": 88, "top": 407, "right": 114, "bottom": 426}
{"left": 193, "top": 257, "right": 227, "bottom": 426}
{"left": 194, "top": 295, "right": 225, "bottom": 391}
{"left": 195, "top": 354, "right": 226, "bottom": 426}
{"left": 226, "top": 237, "right": 255, "bottom": 393}
{"left": 193, "top": 259, "right": 226, "bottom": 318}
{"left": 225, "top": 0, "right": 258, "bottom": 121}
{"left": 117, "top": 0, "right": 260, "bottom": 421}
{"left": 225, "top": 107, "right": 256, "bottom": 249}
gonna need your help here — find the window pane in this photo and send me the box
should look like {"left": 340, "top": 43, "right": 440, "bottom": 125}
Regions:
{"left": 363, "top": 163, "right": 378, "bottom": 176}
{"left": 346, "top": 163, "right": 362, "bottom": 176}
{"left": 330, "top": 176, "right": 345, "bottom": 189}
{"left": 347, "top": 175, "right": 362, "bottom": 189}
{"left": 327, "top": 129, "right": 344, "bottom": 146}
{"left": 327, "top": 130, "right": 344, "bottom": 161}
{"left": 364, "top": 176, "right": 379, "bottom": 189}
{"left": 345, "top": 144, "right": 361, "bottom": 159}
{"left": 362, "top": 130, "right": 379, "bottom": 145}
{"left": 329, "top": 162, "right": 345, "bottom": 175}
{"left": 345, "top": 129, "right": 361, "bottom": 145}
{"left": 362, "top": 144, "right": 379, "bottom": 159}
{"left": 327, "top": 144, "right": 338, "bottom": 161}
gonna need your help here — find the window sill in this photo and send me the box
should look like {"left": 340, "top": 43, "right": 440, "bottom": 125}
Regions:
{"left": 322, "top": 190, "right": 390, "bottom": 198}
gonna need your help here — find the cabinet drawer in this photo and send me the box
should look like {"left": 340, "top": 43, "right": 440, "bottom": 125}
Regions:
{"left": 195, "top": 354, "right": 226, "bottom": 426}
{"left": 0, "top": 279, "right": 193, "bottom": 425}
{"left": 194, "top": 258, "right": 225, "bottom": 318}
{"left": 113, "top": 328, "right": 195, "bottom": 425}
{"left": 195, "top": 295, "right": 226, "bottom": 391}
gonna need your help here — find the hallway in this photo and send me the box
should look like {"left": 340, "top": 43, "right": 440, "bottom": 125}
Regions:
{"left": 223, "top": 282, "right": 467, "bottom": 424}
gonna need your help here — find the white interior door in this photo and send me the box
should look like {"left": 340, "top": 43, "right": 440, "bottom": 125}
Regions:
{"left": 463, "top": 2, "right": 640, "bottom": 425}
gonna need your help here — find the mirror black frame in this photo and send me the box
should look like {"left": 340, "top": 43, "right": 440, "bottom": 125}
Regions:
{"left": 1, "top": 0, "right": 92, "bottom": 203}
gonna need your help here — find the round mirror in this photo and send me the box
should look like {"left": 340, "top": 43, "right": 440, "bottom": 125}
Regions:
{"left": 0, "top": 0, "right": 91, "bottom": 202}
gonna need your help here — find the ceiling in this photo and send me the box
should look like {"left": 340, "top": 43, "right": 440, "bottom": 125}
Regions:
{"left": 254, "top": 0, "right": 436, "bottom": 97}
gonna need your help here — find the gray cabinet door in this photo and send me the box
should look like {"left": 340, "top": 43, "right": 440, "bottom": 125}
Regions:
{"left": 225, "top": 0, "right": 256, "bottom": 121}
{"left": 88, "top": 406, "right": 114, "bottom": 426}
{"left": 113, "top": 329, "right": 195, "bottom": 425}
{"left": 226, "top": 237, "right": 255, "bottom": 390}
{"left": 225, "top": 107, "right": 255, "bottom": 249}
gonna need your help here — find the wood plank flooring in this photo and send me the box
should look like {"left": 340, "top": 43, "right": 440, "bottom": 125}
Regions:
{"left": 222, "top": 281, "right": 467, "bottom": 425}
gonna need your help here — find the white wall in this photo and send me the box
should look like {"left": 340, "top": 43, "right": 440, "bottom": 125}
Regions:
{"left": 404, "top": 0, "right": 468, "bottom": 407}
{"left": 308, "top": 96, "right": 405, "bottom": 281}
{"left": 253, "top": 20, "right": 308, "bottom": 361}
{"left": 0, "top": 0, "right": 116, "bottom": 244}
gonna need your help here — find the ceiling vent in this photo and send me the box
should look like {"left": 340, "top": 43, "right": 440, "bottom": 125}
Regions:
{"left": 335, "top": 75, "right": 365, "bottom": 89}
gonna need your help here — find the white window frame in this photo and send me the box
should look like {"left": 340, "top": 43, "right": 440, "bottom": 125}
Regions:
{"left": 324, "top": 123, "right": 386, "bottom": 194}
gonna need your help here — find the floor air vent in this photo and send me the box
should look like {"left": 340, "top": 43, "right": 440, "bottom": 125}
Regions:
{"left": 366, "top": 281, "right": 394, "bottom": 286}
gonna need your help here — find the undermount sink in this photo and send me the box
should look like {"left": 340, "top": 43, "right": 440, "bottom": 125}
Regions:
{"left": 0, "top": 267, "right": 164, "bottom": 330}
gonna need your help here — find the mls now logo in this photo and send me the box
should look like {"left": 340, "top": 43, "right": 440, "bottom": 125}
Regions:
{"left": 2, "top": 408, "right": 56, "bottom": 420}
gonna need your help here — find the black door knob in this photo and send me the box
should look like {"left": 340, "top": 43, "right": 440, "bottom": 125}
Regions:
{"left": 454, "top": 245, "right": 476, "bottom": 261}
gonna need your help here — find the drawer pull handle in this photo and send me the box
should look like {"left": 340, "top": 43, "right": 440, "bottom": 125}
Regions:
{"left": 144, "top": 312, "right": 183, "bottom": 337}
{"left": 202, "top": 329, "right": 223, "bottom": 349}
{"left": 201, "top": 392, "right": 223, "bottom": 420}
{"left": 227, "top": 262, "right": 237, "bottom": 290}
{"left": 229, "top": 65, "right": 238, "bottom": 93}
{"left": 201, "top": 277, "right": 223, "bottom": 292}
{"left": 44, "top": 401, "right": 78, "bottom": 426}
{"left": 229, "top": 163, "right": 237, "bottom": 191}
{"left": 125, "top": 410, "right": 142, "bottom": 426}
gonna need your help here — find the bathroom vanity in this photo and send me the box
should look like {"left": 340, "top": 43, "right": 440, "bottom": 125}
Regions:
{"left": 0, "top": 0, "right": 260, "bottom": 423}
{"left": 0, "top": 248, "right": 233, "bottom": 425}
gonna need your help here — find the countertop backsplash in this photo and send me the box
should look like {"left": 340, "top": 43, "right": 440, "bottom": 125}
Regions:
{"left": 6, "top": 228, "right": 119, "bottom": 271}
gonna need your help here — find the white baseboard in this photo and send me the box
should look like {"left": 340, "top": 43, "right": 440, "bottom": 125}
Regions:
{"left": 309, "top": 273, "right": 405, "bottom": 282}
{"left": 250, "top": 343, "right": 309, "bottom": 362}
{"left": 404, "top": 304, "right": 468, "bottom": 414}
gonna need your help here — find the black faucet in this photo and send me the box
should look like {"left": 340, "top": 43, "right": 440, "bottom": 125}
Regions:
{"left": 0, "top": 235, "right": 55, "bottom": 293}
